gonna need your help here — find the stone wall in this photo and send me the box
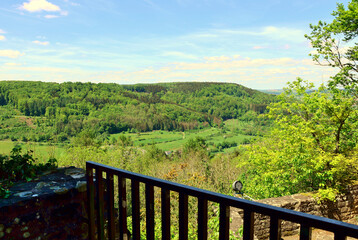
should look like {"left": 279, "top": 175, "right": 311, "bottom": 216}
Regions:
{"left": 231, "top": 185, "right": 358, "bottom": 239}
{"left": 0, "top": 167, "right": 88, "bottom": 240}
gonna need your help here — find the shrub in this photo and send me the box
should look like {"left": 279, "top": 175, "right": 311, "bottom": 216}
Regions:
{"left": 0, "top": 145, "right": 57, "bottom": 198}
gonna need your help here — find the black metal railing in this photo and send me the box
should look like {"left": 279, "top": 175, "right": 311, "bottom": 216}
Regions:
{"left": 86, "top": 161, "right": 358, "bottom": 240}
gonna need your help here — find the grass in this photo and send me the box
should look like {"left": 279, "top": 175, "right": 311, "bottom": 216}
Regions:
{"left": 0, "top": 119, "right": 258, "bottom": 158}
{"left": 112, "top": 120, "right": 255, "bottom": 152}
{"left": 0, "top": 140, "right": 66, "bottom": 163}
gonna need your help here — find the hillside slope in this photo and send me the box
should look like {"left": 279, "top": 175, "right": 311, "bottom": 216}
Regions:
{"left": 0, "top": 81, "right": 275, "bottom": 142}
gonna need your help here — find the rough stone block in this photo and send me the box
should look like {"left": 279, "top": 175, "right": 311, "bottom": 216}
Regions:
{"left": 0, "top": 167, "right": 88, "bottom": 240}
{"left": 231, "top": 185, "right": 358, "bottom": 240}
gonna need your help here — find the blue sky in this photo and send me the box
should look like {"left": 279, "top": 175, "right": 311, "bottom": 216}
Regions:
{"left": 0, "top": 0, "right": 349, "bottom": 89}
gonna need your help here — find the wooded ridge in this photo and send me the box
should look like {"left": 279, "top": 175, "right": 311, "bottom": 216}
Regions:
{"left": 0, "top": 81, "right": 275, "bottom": 143}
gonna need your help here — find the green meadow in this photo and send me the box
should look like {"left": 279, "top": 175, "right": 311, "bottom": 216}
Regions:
{"left": 0, "top": 119, "right": 258, "bottom": 160}
{"left": 0, "top": 141, "right": 66, "bottom": 163}
{"left": 112, "top": 119, "right": 256, "bottom": 152}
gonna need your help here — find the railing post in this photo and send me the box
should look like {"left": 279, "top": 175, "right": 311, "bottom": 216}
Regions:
{"left": 162, "top": 188, "right": 171, "bottom": 239}
{"left": 269, "top": 216, "right": 281, "bottom": 240}
{"left": 179, "top": 192, "right": 189, "bottom": 240}
{"left": 131, "top": 180, "right": 140, "bottom": 240}
{"left": 198, "top": 198, "right": 208, "bottom": 240}
{"left": 219, "top": 204, "right": 230, "bottom": 240}
{"left": 96, "top": 168, "right": 105, "bottom": 240}
{"left": 86, "top": 166, "right": 95, "bottom": 240}
{"left": 334, "top": 232, "right": 346, "bottom": 240}
{"left": 243, "top": 210, "right": 254, "bottom": 240}
{"left": 300, "top": 224, "right": 312, "bottom": 240}
{"left": 107, "top": 172, "right": 116, "bottom": 240}
{"left": 118, "top": 176, "right": 128, "bottom": 240}
{"left": 145, "top": 184, "right": 155, "bottom": 240}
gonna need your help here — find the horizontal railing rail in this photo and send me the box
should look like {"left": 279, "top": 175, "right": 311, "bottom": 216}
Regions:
{"left": 86, "top": 161, "right": 358, "bottom": 240}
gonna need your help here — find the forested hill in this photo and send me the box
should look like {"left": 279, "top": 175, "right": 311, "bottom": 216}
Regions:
{"left": 0, "top": 81, "right": 275, "bottom": 142}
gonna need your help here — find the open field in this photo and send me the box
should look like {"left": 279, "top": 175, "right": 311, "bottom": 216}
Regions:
{"left": 0, "top": 119, "right": 258, "bottom": 158}
{"left": 111, "top": 119, "right": 256, "bottom": 152}
{"left": 0, "top": 140, "right": 66, "bottom": 163}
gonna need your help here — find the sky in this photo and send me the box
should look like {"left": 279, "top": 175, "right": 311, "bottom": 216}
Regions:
{"left": 0, "top": 0, "right": 350, "bottom": 89}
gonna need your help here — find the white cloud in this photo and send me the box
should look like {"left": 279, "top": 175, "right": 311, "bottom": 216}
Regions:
{"left": 0, "top": 54, "right": 333, "bottom": 89}
{"left": 44, "top": 14, "right": 59, "bottom": 18}
{"left": 70, "top": 2, "right": 80, "bottom": 6}
{"left": 261, "top": 26, "right": 304, "bottom": 42}
{"left": 20, "top": 0, "right": 61, "bottom": 12}
{"left": 44, "top": 10, "right": 67, "bottom": 18}
{"left": 185, "top": 26, "right": 306, "bottom": 44}
{"left": 0, "top": 29, "right": 6, "bottom": 41}
{"left": 17, "top": 66, "right": 73, "bottom": 72}
{"left": 161, "top": 51, "right": 198, "bottom": 60}
{"left": 204, "top": 56, "right": 231, "bottom": 61}
{"left": 186, "top": 33, "right": 219, "bottom": 39}
{"left": 0, "top": 50, "right": 24, "bottom": 58}
{"left": 5, "top": 63, "right": 22, "bottom": 66}
{"left": 252, "top": 46, "right": 266, "bottom": 50}
{"left": 172, "top": 56, "right": 312, "bottom": 71}
{"left": 63, "top": 0, "right": 79, "bottom": 6}
{"left": 85, "top": 55, "right": 326, "bottom": 88}
{"left": 32, "top": 40, "right": 50, "bottom": 45}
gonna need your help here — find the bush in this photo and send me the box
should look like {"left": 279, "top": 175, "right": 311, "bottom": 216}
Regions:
{"left": 183, "top": 137, "right": 207, "bottom": 154}
{"left": 0, "top": 145, "right": 57, "bottom": 198}
{"left": 216, "top": 140, "right": 237, "bottom": 151}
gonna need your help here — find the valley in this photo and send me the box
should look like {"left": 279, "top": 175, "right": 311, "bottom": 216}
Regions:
{"left": 0, "top": 81, "right": 273, "bottom": 161}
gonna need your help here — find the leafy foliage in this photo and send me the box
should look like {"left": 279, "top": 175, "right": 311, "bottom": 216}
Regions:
{"left": 0, "top": 145, "right": 57, "bottom": 198}
{"left": 305, "top": 0, "right": 358, "bottom": 93}
{"left": 237, "top": 0, "right": 358, "bottom": 202}
{"left": 237, "top": 79, "right": 358, "bottom": 200}
{"left": 183, "top": 137, "right": 208, "bottom": 154}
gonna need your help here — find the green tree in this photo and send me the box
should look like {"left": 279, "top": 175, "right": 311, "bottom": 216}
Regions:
{"left": 118, "top": 135, "right": 133, "bottom": 148}
{"left": 238, "top": 0, "right": 358, "bottom": 201}
{"left": 72, "top": 130, "right": 98, "bottom": 147}
{"left": 183, "top": 137, "right": 207, "bottom": 154}
{"left": 305, "top": 0, "right": 358, "bottom": 92}
{"left": 238, "top": 79, "right": 358, "bottom": 200}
